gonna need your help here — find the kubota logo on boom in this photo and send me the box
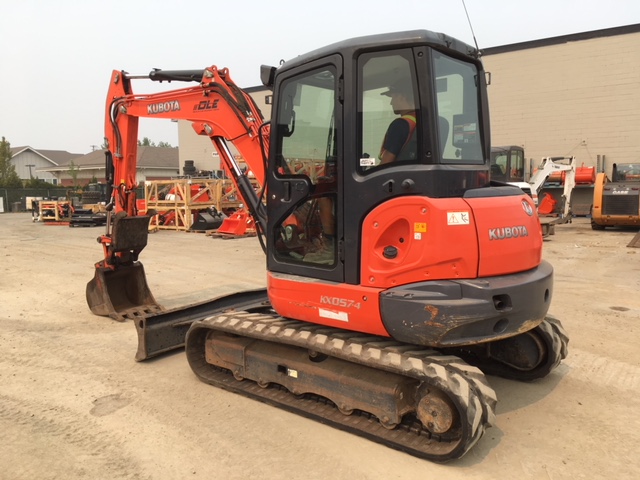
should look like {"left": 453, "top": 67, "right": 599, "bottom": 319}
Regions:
{"left": 489, "top": 226, "right": 529, "bottom": 240}
{"left": 147, "top": 100, "right": 181, "bottom": 115}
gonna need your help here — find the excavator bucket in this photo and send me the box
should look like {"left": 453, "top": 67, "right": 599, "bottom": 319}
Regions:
{"left": 214, "top": 210, "right": 255, "bottom": 237}
{"left": 86, "top": 263, "right": 162, "bottom": 321}
{"left": 86, "top": 212, "right": 163, "bottom": 321}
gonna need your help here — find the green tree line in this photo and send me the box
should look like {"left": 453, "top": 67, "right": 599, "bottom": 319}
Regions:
{"left": 0, "top": 137, "right": 22, "bottom": 188}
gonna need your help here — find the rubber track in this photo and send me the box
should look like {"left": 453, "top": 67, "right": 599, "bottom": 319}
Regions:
{"left": 186, "top": 311, "right": 497, "bottom": 462}
{"left": 540, "top": 316, "right": 569, "bottom": 361}
{"left": 453, "top": 315, "right": 569, "bottom": 381}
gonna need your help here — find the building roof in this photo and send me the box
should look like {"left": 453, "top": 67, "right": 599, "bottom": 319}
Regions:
{"left": 483, "top": 23, "right": 640, "bottom": 55}
{"left": 38, "top": 146, "right": 179, "bottom": 172}
{"left": 10, "top": 146, "right": 82, "bottom": 166}
{"left": 138, "top": 146, "right": 179, "bottom": 169}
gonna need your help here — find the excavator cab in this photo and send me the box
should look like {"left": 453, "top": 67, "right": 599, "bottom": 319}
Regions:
{"left": 266, "top": 33, "right": 491, "bottom": 286}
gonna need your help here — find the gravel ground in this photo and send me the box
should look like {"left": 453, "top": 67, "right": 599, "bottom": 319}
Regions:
{"left": 1, "top": 212, "right": 639, "bottom": 480}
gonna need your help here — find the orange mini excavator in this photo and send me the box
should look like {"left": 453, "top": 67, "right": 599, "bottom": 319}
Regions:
{"left": 86, "top": 30, "right": 568, "bottom": 462}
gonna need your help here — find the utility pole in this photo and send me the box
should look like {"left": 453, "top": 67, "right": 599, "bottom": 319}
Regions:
{"left": 26, "top": 164, "right": 35, "bottom": 179}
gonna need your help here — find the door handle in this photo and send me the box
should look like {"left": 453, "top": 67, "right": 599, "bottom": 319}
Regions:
{"left": 283, "top": 181, "right": 291, "bottom": 202}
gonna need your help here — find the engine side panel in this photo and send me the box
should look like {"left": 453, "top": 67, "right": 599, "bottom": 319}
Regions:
{"left": 360, "top": 192, "right": 542, "bottom": 288}
{"left": 360, "top": 196, "right": 480, "bottom": 289}
{"left": 465, "top": 194, "right": 542, "bottom": 277}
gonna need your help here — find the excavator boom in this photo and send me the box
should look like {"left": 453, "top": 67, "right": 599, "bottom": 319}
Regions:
{"left": 87, "top": 66, "right": 269, "bottom": 320}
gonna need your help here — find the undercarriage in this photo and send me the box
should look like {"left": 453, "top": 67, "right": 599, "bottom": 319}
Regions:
{"left": 184, "top": 310, "right": 567, "bottom": 462}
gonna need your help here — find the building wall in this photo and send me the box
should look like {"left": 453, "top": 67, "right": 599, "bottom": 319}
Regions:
{"left": 11, "top": 151, "right": 59, "bottom": 183}
{"left": 177, "top": 121, "right": 218, "bottom": 172}
{"left": 54, "top": 167, "right": 179, "bottom": 187}
{"left": 483, "top": 28, "right": 640, "bottom": 174}
{"left": 137, "top": 168, "right": 181, "bottom": 182}
{"left": 58, "top": 174, "right": 98, "bottom": 187}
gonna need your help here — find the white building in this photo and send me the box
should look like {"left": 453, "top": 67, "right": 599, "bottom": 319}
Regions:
{"left": 10, "top": 146, "right": 81, "bottom": 184}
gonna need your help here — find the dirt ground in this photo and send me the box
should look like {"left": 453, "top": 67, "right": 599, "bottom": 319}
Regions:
{"left": 1, "top": 212, "right": 639, "bottom": 480}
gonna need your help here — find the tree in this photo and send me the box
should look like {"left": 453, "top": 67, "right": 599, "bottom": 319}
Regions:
{"left": 25, "top": 177, "right": 58, "bottom": 188}
{"left": 138, "top": 137, "right": 156, "bottom": 147}
{"left": 0, "top": 137, "right": 22, "bottom": 188}
{"left": 137, "top": 137, "right": 173, "bottom": 148}
{"left": 67, "top": 160, "right": 80, "bottom": 189}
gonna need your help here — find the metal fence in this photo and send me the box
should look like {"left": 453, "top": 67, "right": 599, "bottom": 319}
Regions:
{"left": 0, "top": 187, "right": 144, "bottom": 212}
{"left": 0, "top": 188, "right": 74, "bottom": 212}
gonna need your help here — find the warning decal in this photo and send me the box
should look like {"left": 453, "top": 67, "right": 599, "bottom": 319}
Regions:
{"left": 447, "top": 212, "right": 470, "bottom": 225}
{"left": 414, "top": 222, "right": 427, "bottom": 233}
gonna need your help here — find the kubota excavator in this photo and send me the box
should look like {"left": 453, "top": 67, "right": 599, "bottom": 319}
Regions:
{"left": 86, "top": 30, "right": 568, "bottom": 462}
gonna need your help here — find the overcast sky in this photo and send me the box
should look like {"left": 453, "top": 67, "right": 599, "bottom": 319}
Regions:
{"left": 2, "top": 0, "right": 640, "bottom": 154}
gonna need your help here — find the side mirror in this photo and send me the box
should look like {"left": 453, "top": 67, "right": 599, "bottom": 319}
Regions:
{"left": 260, "top": 65, "right": 277, "bottom": 89}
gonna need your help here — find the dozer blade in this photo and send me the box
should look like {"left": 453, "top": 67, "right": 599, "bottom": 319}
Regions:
{"left": 86, "top": 262, "right": 163, "bottom": 321}
{"left": 135, "top": 288, "right": 269, "bottom": 361}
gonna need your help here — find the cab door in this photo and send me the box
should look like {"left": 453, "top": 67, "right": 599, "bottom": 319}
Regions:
{"left": 266, "top": 55, "right": 343, "bottom": 283}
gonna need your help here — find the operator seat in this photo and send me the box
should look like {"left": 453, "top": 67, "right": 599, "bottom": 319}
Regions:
{"left": 491, "top": 164, "right": 503, "bottom": 176}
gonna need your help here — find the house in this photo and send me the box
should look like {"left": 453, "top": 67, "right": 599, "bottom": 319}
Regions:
{"left": 37, "top": 146, "right": 180, "bottom": 186}
{"left": 10, "top": 146, "right": 82, "bottom": 185}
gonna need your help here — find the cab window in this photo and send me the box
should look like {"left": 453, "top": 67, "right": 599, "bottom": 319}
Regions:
{"left": 357, "top": 50, "right": 420, "bottom": 172}
{"left": 433, "top": 52, "right": 484, "bottom": 164}
{"left": 274, "top": 67, "right": 338, "bottom": 266}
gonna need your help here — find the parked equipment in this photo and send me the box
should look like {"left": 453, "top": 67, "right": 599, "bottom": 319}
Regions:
{"left": 81, "top": 183, "right": 109, "bottom": 205}
{"left": 37, "top": 200, "right": 73, "bottom": 223}
{"left": 528, "top": 157, "right": 576, "bottom": 236}
{"left": 490, "top": 152, "right": 577, "bottom": 236}
{"left": 490, "top": 145, "right": 527, "bottom": 183}
{"left": 86, "top": 30, "right": 568, "bottom": 461}
{"left": 591, "top": 163, "right": 640, "bottom": 229}
{"left": 144, "top": 180, "right": 225, "bottom": 231}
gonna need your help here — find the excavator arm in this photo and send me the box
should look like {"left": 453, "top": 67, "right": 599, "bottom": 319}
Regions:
{"left": 530, "top": 156, "right": 576, "bottom": 217}
{"left": 104, "top": 66, "right": 269, "bottom": 221}
{"left": 87, "top": 66, "right": 270, "bottom": 320}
